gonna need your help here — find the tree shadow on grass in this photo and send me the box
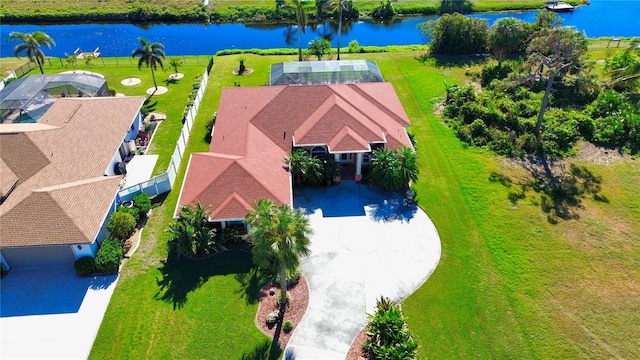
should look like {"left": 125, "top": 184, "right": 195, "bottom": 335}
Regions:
{"left": 491, "top": 156, "right": 606, "bottom": 224}
{"left": 234, "top": 266, "right": 273, "bottom": 305}
{"left": 154, "top": 250, "right": 254, "bottom": 309}
{"left": 240, "top": 339, "right": 282, "bottom": 360}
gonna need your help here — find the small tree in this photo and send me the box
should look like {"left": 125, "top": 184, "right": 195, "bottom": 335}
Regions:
{"left": 169, "top": 57, "right": 182, "bottom": 74}
{"left": 487, "top": 17, "right": 530, "bottom": 67}
{"left": 168, "top": 203, "right": 220, "bottom": 257}
{"left": 84, "top": 54, "right": 94, "bottom": 71}
{"left": 308, "top": 37, "right": 331, "bottom": 60}
{"left": 107, "top": 211, "right": 136, "bottom": 241}
{"left": 527, "top": 26, "right": 588, "bottom": 139}
{"left": 64, "top": 53, "right": 78, "bottom": 70}
{"left": 292, "top": 0, "right": 308, "bottom": 61}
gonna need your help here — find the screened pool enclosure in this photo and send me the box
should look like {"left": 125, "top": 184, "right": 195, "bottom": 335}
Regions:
{"left": 270, "top": 60, "right": 384, "bottom": 86}
{"left": 0, "top": 74, "right": 109, "bottom": 123}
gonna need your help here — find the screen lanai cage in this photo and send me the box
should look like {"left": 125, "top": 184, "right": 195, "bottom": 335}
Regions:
{"left": 0, "top": 74, "right": 109, "bottom": 123}
{"left": 270, "top": 60, "right": 384, "bottom": 86}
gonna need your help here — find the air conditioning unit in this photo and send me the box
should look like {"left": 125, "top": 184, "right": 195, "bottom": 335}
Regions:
{"left": 127, "top": 140, "right": 137, "bottom": 155}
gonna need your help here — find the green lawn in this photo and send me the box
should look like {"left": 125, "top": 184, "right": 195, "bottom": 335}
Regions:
{"left": 86, "top": 49, "right": 639, "bottom": 359}
{"left": 35, "top": 55, "right": 213, "bottom": 175}
{"left": 89, "top": 54, "right": 293, "bottom": 360}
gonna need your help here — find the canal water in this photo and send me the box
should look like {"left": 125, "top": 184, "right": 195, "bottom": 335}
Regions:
{"left": 0, "top": 0, "right": 638, "bottom": 57}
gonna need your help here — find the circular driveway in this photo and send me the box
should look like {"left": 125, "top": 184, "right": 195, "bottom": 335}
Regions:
{"left": 286, "top": 183, "right": 441, "bottom": 359}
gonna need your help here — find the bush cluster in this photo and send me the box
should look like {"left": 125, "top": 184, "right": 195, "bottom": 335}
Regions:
{"left": 363, "top": 296, "right": 418, "bottom": 359}
{"left": 74, "top": 256, "right": 96, "bottom": 276}
{"left": 107, "top": 211, "right": 136, "bottom": 241}
{"left": 444, "top": 61, "right": 640, "bottom": 157}
{"left": 95, "top": 237, "right": 123, "bottom": 274}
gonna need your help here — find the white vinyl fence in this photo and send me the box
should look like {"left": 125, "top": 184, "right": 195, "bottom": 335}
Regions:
{"left": 116, "top": 68, "right": 210, "bottom": 203}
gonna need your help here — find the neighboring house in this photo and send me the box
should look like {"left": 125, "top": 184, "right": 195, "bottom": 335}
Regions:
{"left": 0, "top": 96, "right": 146, "bottom": 269}
{"left": 0, "top": 73, "right": 110, "bottom": 124}
{"left": 176, "top": 82, "right": 413, "bottom": 227}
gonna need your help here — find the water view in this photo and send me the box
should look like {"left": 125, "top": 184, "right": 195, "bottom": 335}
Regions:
{"left": 0, "top": 0, "right": 638, "bottom": 57}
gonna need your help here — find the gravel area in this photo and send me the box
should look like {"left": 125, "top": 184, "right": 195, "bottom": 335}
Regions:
{"left": 255, "top": 275, "right": 309, "bottom": 349}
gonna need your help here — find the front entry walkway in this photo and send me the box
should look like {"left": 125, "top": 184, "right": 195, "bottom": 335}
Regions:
{"left": 286, "top": 183, "right": 441, "bottom": 359}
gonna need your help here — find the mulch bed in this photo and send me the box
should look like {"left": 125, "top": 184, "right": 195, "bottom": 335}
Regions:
{"left": 255, "top": 275, "right": 309, "bottom": 349}
{"left": 232, "top": 67, "right": 254, "bottom": 75}
{"left": 346, "top": 326, "right": 370, "bottom": 360}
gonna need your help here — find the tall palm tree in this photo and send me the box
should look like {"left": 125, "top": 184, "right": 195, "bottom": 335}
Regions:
{"left": 321, "top": 0, "right": 349, "bottom": 60}
{"left": 245, "top": 199, "right": 312, "bottom": 301}
{"left": 9, "top": 31, "right": 56, "bottom": 74}
{"left": 292, "top": 0, "right": 308, "bottom": 61}
{"left": 132, "top": 37, "right": 166, "bottom": 91}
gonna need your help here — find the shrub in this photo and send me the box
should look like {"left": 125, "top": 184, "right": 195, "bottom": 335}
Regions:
{"left": 348, "top": 40, "right": 361, "bottom": 53}
{"left": 223, "top": 227, "right": 246, "bottom": 245}
{"left": 107, "top": 211, "right": 136, "bottom": 241}
{"left": 205, "top": 116, "right": 215, "bottom": 143}
{"left": 95, "top": 237, "right": 123, "bottom": 274}
{"left": 74, "top": 256, "right": 96, "bottom": 276}
{"left": 274, "top": 267, "right": 300, "bottom": 288}
{"left": 133, "top": 193, "right": 152, "bottom": 216}
{"left": 363, "top": 296, "right": 418, "bottom": 359}
{"left": 116, "top": 205, "right": 140, "bottom": 223}
{"left": 283, "top": 321, "right": 294, "bottom": 333}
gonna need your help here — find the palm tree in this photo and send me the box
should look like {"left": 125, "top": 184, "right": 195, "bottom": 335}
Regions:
{"left": 320, "top": 0, "right": 349, "bottom": 60}
{"left": 167, "top": 203, "right": 220, "bottom": 257}
{"left": 397, "top": 146, "right": 418, "bottom": 188}
{"left": 292, "top": 0, "right": 308, "bottom": 61}
{"left": 367, "top": 146, "right": 417, "bottom": 191}
{"left": 132, "top": 37, "right": 166, "bottom": 91}
{"left": 285, "top": 149, "right": 324, "bottom": 186}
{"left": 245, "top": 199, "right": 312, "bottom": 302}
{"left": 9, "top": 31, "right": 56, "bottom": 74}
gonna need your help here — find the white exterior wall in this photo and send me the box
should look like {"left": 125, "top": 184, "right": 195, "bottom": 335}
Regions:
{"left": 71, "top": 242, "right": 98, "bottom": 259}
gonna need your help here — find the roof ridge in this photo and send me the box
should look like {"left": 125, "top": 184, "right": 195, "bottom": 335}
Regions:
{"left": 35, "top": 175, "right": 122, "bottom": 193}
{"left": 236, "top": 160, "right": 285, "bottom": 204}
{"left": 345, "top": 84, "right": 409, "bottom": 126}
{"left": 209, "top": 192, "right": 253, "bottom": 219}
{"left": 293, "top": 94, "right": 336, "bottom": 142}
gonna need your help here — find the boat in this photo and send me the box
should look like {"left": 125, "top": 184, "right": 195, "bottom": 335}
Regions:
{"left": 73, "top": 47, "right": 101, "bottom": 59}
{"left": 545, "top": 1, "right": 574, "bottom": 12}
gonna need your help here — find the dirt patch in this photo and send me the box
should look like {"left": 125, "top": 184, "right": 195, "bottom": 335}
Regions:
{"left": 573, "top": 141, "right": 629, "bottom": 165}
{"left": 232, "top": 67, "right": 254, "bottom": 75}
{"left": 255, "top": 276, "right": 309, "bottom": 349}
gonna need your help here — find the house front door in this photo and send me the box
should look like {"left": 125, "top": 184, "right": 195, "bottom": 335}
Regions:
{"left": 339, "top": 153, "right": 353, "bottom": 163}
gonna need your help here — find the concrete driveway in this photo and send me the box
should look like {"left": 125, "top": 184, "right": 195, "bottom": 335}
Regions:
{"left": 0, "top": 265, "right": 118, "bottom": 359}
{"left": 285, "top": 183, "right": 441, "bottom": 359}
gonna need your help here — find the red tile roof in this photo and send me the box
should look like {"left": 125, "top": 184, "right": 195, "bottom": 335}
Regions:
{"left": 177, "top": 82, "right": 412, "bottom": 221}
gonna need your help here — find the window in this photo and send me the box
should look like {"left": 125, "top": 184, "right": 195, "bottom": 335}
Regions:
{"left": 363, "top": 152, "right": 371, "bottom": 164}
{"left": 310, "top": 146, "right": 327, "bottom": 157}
